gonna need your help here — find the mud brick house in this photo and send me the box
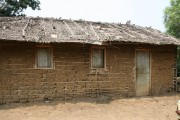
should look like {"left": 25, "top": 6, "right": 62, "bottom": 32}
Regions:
{"left": 0, "top": 17, "right": 179, "bottom": 103}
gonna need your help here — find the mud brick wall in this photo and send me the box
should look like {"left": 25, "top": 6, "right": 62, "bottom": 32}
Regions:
{"left": 151, "top": 45, "right": 176, "bottom": 94}
{"left": 0, "top": 41, "right": 176, "bottom": 103}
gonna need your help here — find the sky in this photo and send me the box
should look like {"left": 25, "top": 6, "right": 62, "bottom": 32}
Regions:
{"left": 25, "top": 0, "right": 170, "bottom": 32}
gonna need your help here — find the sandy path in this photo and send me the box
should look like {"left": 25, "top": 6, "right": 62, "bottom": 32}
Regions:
{"left": 0, "top": 92, "right": 179, "bottom": 120}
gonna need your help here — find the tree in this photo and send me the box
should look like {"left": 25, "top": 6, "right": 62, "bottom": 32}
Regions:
{"left": 0, "top": 0, "right": 40, "bottom": 16}
{"left": 164, "top": 0, "right": 180, "bottom": 38}
{"left": 164, "top": 0, "right": 180, "bottom": 77}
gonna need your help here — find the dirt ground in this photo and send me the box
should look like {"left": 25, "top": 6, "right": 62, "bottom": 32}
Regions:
{"left": 0, "top": 92, "right": 180, "bottom": 120}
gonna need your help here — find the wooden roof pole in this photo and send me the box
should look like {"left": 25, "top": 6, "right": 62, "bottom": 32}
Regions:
{"left": 90, "top": 23, "right": 100, "bottom": 40}
{"left": 22, "top": 18, "right": 31, "bottom": 37}
{"left": 135, "top": 25, "right": 175, "bottom": 40}
{"left": 72, "top": 21, "right": 89, "bottom": 36}
{"left": 63, "top": 20, "right": 74, "bottom": 36}
{"left": 111, "top": 24, "right": 136, "bottom": 38}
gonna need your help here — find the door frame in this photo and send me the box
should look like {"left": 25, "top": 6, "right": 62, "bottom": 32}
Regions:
{"left": 135, "top": 49, "right": 151, "bottom": 96}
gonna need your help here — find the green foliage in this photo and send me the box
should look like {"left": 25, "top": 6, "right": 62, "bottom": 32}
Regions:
{"left": 176, "top": 46, "right": 180, "bottom": 77}
{"left": 164, "top": 0, "right": 180, "bottom": 38}
{"left": 164, "top": 0, "right": 180, "bottom": 77}
{"left": 0, "top": 0, "right": 40, "bottom": 16}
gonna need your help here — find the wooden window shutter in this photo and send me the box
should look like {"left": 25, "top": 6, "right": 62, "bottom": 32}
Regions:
{"left": 36, "top": 48, "right": 52, "bottom": 68}
{"left": 92, "top": 48, "right": 104, "bottom": 68}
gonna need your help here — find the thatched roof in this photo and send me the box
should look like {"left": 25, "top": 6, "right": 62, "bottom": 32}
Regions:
{"left": 0, "top": 17, "right": 179, "bottom": 45}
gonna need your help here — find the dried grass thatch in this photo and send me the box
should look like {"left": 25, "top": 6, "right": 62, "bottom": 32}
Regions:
{"left": 0, "top": 16, "right": 179, "bottom": 45}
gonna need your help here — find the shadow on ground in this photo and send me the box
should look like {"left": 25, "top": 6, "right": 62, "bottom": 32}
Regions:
{"left": 0, "top": 91, "right": 179, "bottom": 110}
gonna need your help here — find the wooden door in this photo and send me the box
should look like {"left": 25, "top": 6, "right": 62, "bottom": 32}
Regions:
{"left": 136, "top": 50, "right": 150, "bottom": 96}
